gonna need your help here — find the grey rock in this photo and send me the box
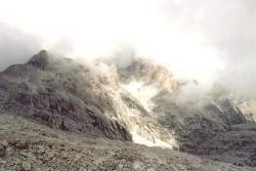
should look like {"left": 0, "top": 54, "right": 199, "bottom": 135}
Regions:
{"left": 0, "top": 50, "right": 132, "bottom": 141}
{"left": 5, "top": 147, "right": 14, "bottom": 156}
{"left": 22, "top": 161, "right": 31, "bottom": 171}
{"left": 133, "top": 161, "right": 145, "bottom": 170}
{"left": 0, "top": 140, "right": 8, "bottom": 147}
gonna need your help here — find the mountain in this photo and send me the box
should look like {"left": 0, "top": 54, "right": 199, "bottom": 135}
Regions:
{"left": 0, "top": 50, "right": 131, "bottom": 141}
{"left": 0, "top": 50, "right": 256, "bottom": 170}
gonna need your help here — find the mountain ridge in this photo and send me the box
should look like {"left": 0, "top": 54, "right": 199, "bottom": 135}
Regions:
{"left": 0, "top": 50, "right": 256, "bottom": 170}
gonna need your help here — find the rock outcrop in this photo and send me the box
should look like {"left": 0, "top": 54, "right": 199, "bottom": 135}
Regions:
{"left": 0, "top": 50, "right": 132, "bottom": 141}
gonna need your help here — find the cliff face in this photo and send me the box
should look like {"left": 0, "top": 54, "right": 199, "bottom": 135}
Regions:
{"left": 1, "top": 50, "right": 256, "bottom": 168}
{"left": 0, "top": 50, "right": 132, "bottom": 141}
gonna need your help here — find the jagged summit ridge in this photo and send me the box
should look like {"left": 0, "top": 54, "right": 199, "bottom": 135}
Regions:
{"left": 28, "top": 50, "right": 49, "bottom": 70}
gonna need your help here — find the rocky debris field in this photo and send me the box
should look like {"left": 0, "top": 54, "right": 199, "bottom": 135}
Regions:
{"left": 0, "top": 113, "right": 255, "bottom": 171}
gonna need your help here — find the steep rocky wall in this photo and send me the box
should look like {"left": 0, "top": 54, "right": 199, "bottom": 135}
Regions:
{"left": 0, "top": 50, "right": 132, "bottom": 141}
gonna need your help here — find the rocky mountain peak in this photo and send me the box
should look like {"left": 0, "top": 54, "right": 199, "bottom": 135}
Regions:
{"left": 107, "top": 57, "right": 180, "bottom": 92}
{"left": 27, "top": 50, "right": 50, "bottom": 70}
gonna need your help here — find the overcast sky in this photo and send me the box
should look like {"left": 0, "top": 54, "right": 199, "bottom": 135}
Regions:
{"left": 0, "top": 0, "right": 255, "bottom": 96}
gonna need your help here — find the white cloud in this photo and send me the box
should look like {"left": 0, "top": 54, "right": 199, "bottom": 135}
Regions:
{"left": 0, "top": 22, "right": 41, "bottom": 70}
{"left": 0, "top": 0, "right": 255, "bottom": 97}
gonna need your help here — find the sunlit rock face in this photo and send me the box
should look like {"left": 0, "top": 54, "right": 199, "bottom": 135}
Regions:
{"left": 236, "top": 101, "right": 256, "bottom": 122}
{"left": 98, "top": 57, "right": 180, "bottom": 149}
{"left": 115, "top": 57, "right": 180, "bottom": 92}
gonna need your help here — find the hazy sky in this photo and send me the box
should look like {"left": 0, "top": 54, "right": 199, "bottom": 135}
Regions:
{"left": 0, "top": 0, "right": 255, "bottom": 95}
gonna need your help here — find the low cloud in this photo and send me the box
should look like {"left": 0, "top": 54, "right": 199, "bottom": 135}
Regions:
{"left": 0, "top": 0, "right": 255, "bottom": 98}
{"left": 163, "top": 0, "right": 256, "bottom": 98}
{"left": 0, "top": 23, "right": 41, "bottom": 71}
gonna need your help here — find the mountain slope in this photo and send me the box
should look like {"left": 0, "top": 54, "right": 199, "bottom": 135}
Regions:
{"left": 0, "top": 50, "right": 256, "bottom": 170}
{"left": 0, "top": 50, "right": 177, "bottom": 148}
{"left": 0, "top": 50, "right": 131, "bottom": 141}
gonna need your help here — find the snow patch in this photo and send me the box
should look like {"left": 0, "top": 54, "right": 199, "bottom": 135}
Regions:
{"left": 122, "top": 81, "right": 159, "bottom": 111}
{"left": 131, "top": 130, "right": 174, "bottom": 149}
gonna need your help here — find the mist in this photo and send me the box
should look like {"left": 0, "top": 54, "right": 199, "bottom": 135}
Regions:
{"left": 0, "top": 23, "right": 42, "bottom": 71}
{"left": 0, "top": 0, "right": 255, "bottom": 98}
{"left": 162, "top": 0, "right": 256, "bottom": 97}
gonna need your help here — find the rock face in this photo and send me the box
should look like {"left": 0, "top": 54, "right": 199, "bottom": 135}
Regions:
{"left": 1, "top": 50, "right": 256, "bottom": 169}
{"left": 115, "top": 58, "right": 180, "bottom": 91}
{"left": 151, "top": 86, "right": 256, "bottom": 166}
{"left": 0, "top": 50, "right": 132, "bottom": 141}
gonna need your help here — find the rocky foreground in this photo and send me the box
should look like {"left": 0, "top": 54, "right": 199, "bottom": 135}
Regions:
{"left": 0, "top": 113, "right": 254, "bottom": 171}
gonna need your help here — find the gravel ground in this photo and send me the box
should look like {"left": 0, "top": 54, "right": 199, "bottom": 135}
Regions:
{"left": 0, "top": 113, "right": 254, "bottom": 171}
